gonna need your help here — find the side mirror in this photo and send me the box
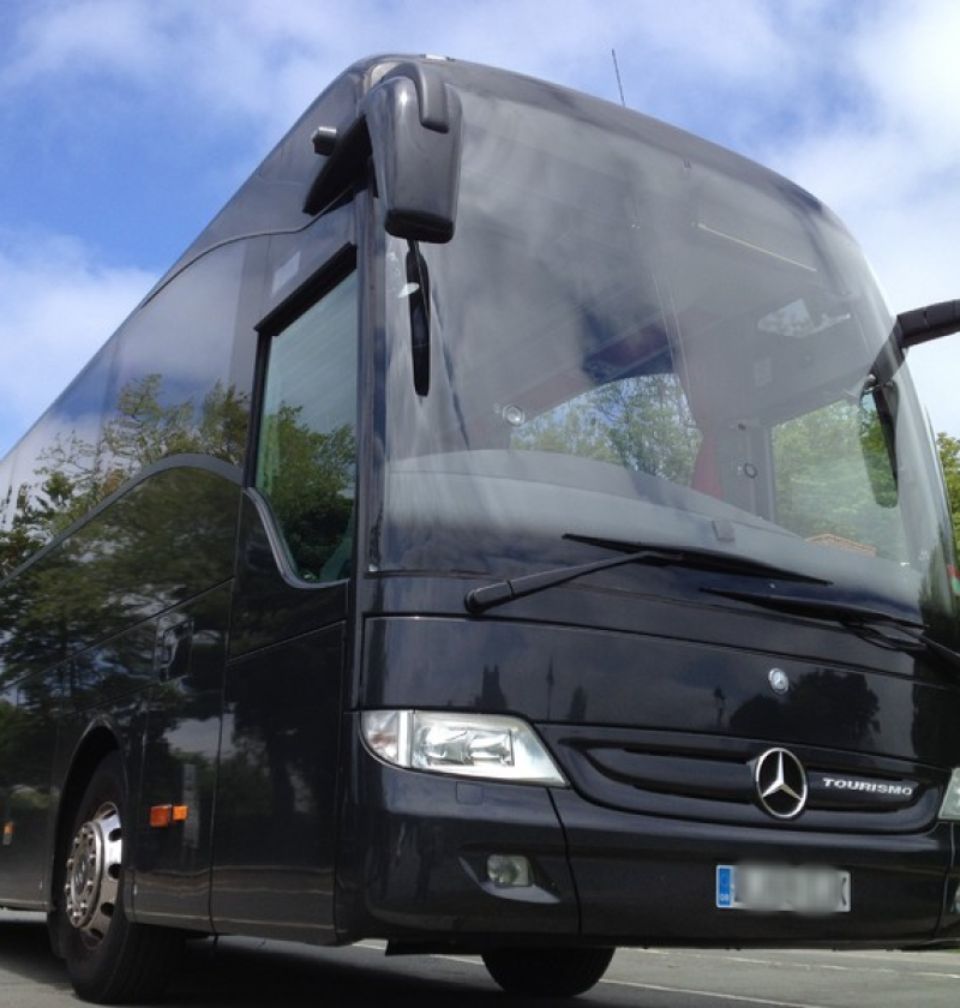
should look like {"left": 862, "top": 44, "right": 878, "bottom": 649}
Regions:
{"left": 897, "top": 299, "right": 960, "bottom": 350}
{"left": 366, "top": 64, "right": 462, "bottom": 243}
{"left": 303, "top": 63, "right": 462, "bottom": 244}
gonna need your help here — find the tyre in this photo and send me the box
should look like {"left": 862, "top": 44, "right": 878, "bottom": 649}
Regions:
{"left": 53, "top": 752, "right": 183, "bottom": 1003}
{"left": 482, "top": 946, "right": 615, "bottom": 997}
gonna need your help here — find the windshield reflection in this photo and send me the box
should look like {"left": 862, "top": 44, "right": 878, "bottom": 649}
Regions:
{"left": 377, "top": 90, "right": 957, "bottom": 632}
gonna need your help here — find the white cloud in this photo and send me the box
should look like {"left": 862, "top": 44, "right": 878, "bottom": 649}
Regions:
{"left": 1, "top": 0, "right": 959, "bottom": 439}
{"left": 2, "top": 0, "right": 795, "bottom": 144}
{"left": 765, "top": 1, "right": 960, "bottom": 436}
{"left": 3, "top": 0, "right": 168, "bottom": 87}
{"left": 0, "top": 232, "right": 155, "bottom": 457}
{"left": 855, "top": 1, "right": 960, "bottom": 147}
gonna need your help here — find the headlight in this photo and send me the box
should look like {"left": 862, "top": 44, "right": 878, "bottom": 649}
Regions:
{"left": 361, "top": 710, "right": 566, "bottom": 786}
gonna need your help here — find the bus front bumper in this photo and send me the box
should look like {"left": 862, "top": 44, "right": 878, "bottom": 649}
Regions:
{"left": 336, "top": 740, "right": 957, "bottom": 948}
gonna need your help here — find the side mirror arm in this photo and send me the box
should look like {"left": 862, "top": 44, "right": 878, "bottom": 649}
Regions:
{"left": 897, "top": 300, "right": 960, "bottom": 350}
{"left": 302, "top": 117, "right": 371, "bottom": 217}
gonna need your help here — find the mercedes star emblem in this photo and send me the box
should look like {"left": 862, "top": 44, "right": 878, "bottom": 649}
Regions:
{"left": 754, "top": 747, "right": 808, "bottom": 819}
{"left": 768, "top": 667, "right": 790, "bottom": 695}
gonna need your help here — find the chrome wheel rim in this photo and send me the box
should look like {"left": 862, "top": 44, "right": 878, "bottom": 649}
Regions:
{"left": 64, "top": 801, "right": 122, "bottom": 943}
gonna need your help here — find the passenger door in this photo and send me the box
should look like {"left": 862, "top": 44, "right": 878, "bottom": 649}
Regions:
{"left": 211, "top": 262, "right": 358, "bottom": 942}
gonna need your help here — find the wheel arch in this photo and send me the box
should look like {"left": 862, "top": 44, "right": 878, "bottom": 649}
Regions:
{"left": 47, "top": 725, "right": 122, "bottom": 922}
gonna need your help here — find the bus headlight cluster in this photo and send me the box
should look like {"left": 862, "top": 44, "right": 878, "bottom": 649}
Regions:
{"left": 361, "top": 710, "right": 566, "bottom": 786}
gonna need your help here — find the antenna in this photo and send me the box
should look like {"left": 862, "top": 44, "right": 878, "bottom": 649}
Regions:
{"left": 611, "top": 48, "right": 626, "bottom": 107}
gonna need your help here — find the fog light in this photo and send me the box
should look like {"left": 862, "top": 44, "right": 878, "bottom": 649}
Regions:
{"left": 487, "top": 854, "right": 532, "bottom": 888}
{"left": 939, "top": 768, "right": 960, "bottom": 820}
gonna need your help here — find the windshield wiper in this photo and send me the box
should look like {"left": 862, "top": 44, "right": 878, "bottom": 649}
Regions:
{"left": 564, "top": 535, "right": 832, "bottom": 584}
{"left": 702, "top": 586, "right": 960, "bottom": 672}
{"left": 464, "top": 535, "right": 830, "bottom": 614}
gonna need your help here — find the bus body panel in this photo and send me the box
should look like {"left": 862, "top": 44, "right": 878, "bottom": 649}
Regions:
{"left": 210, "top": 622, "right": 344, "bottom": 943}
{"left": 360, "top": 611, "right": 957, "bottom": 768}
{"left": 336, "top": 725, "right": 580, "bottom": 942}
{"left": 0, "top": 663, "right": 61, "bottom": 907}
{"left": 0, "top": 54, "right": 957, "bottom": 973}
{"left": 552, "top": 788, "right": 951, "bottom": 944}
{"left": 132, "top": 581, "right": 231, "bottom": 931}
{"left": 342, "top": 604, "right": 959, "bottom": 945}
{"left": 339, "top": 748, "right": 953, "bottom": 947}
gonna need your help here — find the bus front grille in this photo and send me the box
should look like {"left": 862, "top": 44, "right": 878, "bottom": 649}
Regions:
{"left": 537, "top": 724, "right": 943, "bottom": 834}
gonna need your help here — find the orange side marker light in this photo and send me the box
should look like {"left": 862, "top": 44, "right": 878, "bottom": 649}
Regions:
{"left": 149, "top": 805, "right": 173, "bottom": 828}
{"left": 149, "top": 805, "right": 189, "bottom": 827}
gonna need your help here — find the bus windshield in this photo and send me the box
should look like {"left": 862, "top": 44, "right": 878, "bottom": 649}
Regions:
{"left": 377, "top": 89, "right": 956, "bottom": 627}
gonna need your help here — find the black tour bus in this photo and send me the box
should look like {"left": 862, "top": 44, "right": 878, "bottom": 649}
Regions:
{"left": 1, "top": 54, "right": 960, "bottom": 1002}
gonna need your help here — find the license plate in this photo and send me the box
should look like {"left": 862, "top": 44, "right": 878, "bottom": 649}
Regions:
{"left": 716, "top": 864, "right": 851, "bottom": 914}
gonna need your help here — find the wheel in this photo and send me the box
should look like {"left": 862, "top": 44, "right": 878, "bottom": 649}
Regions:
{"left": 53, "top": 752, "right": 183, "bottom": 1003}
{"left": 482, "top": 946, "right": 615, "bottom": 997}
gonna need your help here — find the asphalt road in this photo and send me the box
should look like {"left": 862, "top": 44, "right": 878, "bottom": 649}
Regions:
{"left": 2, "top": 910, "right": 958, "bottom": 1007}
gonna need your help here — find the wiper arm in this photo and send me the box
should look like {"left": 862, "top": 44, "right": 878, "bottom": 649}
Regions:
{"left": 464, "top": 535, "right": 830, "bottom": 614}
{"left": 703, "top": 586, "right": 960, "bottom": 672}
{"left": 565, "top": 535, "right": 832, "bottom": 585}
{"left": 465, "top": 546, "right": 681, "bottom": 613}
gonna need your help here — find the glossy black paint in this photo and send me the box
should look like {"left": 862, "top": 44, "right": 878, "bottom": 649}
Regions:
{"left": 0, "top": 54, "right": 359, "bottom": 926}
{"left": 337, "top": 720, "right": 578, "bottom": 942}
{"left": 0, "top": 212, "right": 257, "bottom": 859}
{"left": 133, "top": 583, "right": 231, "bottom": 931}
{"left": 0, "top": 238, "right": 255, "bottom": 549}
{"left": 0, "top": 460, "right": 241, "bottom": 906}
{"left": 211, "top": 623, "right": 344, "bottom": 942}
{"left": 339, "top": 757, "right": 953, "bottom": 947}
{"left": 339, "top": 576, "right": 960, "bottom": 945}
{"left": 0, "top": 665, "right": 57, "bottom": 906}
{"left": 201, "top": 181, "right": 360, "bottom": 941}
{"left": 358, "top": 564, "right": 954, "bottom": 687}
{"left": 0, "top": 53, "right": 957, "bottom": 965}
{"left": 539, "top": 723, "right": 941, "bottom": 831}
{"left": 229, "top": 491, "right": 348, "bottom": 659}
{"left": 359, "top": 605, "right": 959, "bottom": 765}
{"left": 552, "top": 787, "right": 951, "bottom": 944}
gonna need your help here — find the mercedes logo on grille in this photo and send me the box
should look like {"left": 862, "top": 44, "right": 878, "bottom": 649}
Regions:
{"left": 754, "top": 747, "right": 808, "bottom": 820}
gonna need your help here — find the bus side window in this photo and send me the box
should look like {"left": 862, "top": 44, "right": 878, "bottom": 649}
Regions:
{"left": 254, "top": 271, "right": 358, "bottom": 582}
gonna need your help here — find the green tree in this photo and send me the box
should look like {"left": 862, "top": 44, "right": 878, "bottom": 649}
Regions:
{"left": 771, "top": 398, "right": 903, "bottom": 555}
{"left": 257, "top": 403, "right": 355, "bottom": 581}
{"left": 512, "top": 373, "right": 701, "bottom": 482}
{"left": 0, "top": 370, "right": 355, "bottom": 857}
{"left": 0, "top": 376, "right": 249, "bottom": 577}
{"left": 937, "top": 432, "right": 960, "bottom": 550}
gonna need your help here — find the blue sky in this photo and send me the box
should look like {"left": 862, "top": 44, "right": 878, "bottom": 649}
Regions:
{"left": 1, "top": 0, "right": 959, "bottom": 457}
